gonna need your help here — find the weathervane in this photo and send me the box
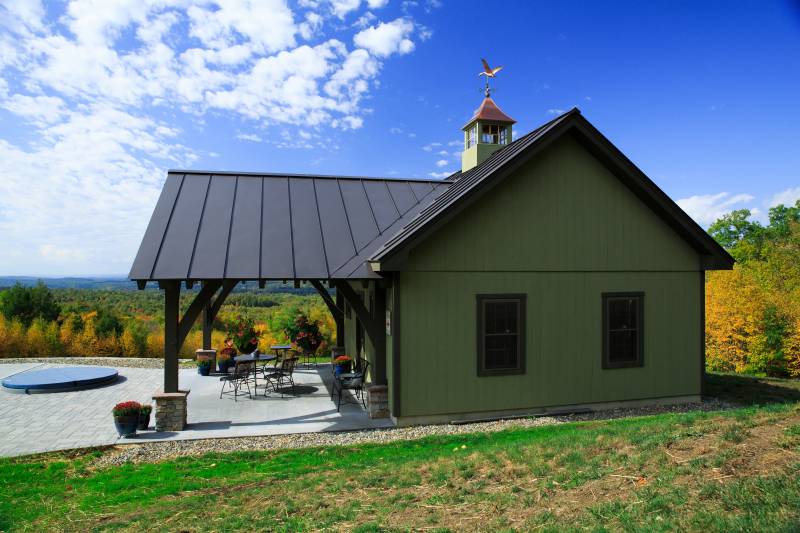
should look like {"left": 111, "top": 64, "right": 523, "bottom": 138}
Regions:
{"left": 478, "top": 58, "right": 504, "bottom": 97}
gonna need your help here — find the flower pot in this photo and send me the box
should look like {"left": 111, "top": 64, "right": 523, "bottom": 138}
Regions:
{"left": 114, "top": 416, "right": 139, "bottom": 437}
{"left": 334, "top": 363, "right": 351, "bottom": 376}
{"left": 218, "top": 359, "right": 232, "bottom": 373}
{"left": 137, "top": 412, "right": 151, "bottom": 431}
{"left": 198, "top": 365, "right": 211, "bottom": 376}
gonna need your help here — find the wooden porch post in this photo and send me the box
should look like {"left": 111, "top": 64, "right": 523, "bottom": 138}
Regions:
{"left": 163, "top": 281, "right": 180, "bottom": 393}
{"left": 335, "top": 291, "right": 345, "bottom": 346}
{"left": 202, "top": 282, "right": 213, "bottom": 350}
{"left": 372, "top": 284, "right": 387, "bottom": 384}
{"left": 334, "top": 280, "right": 386, "bottom": 385}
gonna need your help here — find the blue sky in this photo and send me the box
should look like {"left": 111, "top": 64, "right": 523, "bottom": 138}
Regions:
{"left": 0, "top": 0, "right": 798, "bottom": 276}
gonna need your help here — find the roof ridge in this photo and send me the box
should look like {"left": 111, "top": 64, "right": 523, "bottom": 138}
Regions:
{"left": 169, "top": 169, "right": 445, "bottom": 184}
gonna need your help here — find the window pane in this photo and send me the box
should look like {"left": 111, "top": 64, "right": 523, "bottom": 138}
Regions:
{"left": 608, "top": 297, "right": 638, "bottom": 330}
{"left": 608, "top": 330, "right": 637, "bottom": 363}
{"left": 485, "top": 334, "right": 517, "bottom": 369}
{"left": 485, "top": 301, "right": 518, "bottom": 334}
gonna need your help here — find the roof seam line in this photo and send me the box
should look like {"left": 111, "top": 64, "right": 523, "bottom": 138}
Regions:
{"left": 312, "top": 178, "right": 331, "bottom": 278}
{"left": 186, "top": 174, "right": 212, "bottom": 280}
{"left": 337, "top": 179, "right": 358, "bottom": 255}
{"left": 287, "top": 177, "right": 296, "bottom": 279}
{"left": 222, "top": 176, "right": 239, "bottom": 279}
{"left": 384, "top": 180, "right": 402, "bottom": 223}
{"left": 149, "top": 173, "right": 186, "bottom": 279}
{"left": 258, "top": 177, "right": 264, "bottom": 280}
{"left": 361, "top": 180, "right": 381, "bottom": 235}
{"left": 406, "top": 180, "right": 419, "bottom": 202}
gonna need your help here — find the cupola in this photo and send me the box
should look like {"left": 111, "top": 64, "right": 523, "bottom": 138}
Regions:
{"left": 462, "top": 60, "right": 515, "bottom": 172}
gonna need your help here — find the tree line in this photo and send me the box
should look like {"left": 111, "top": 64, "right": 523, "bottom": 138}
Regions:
{"left": 0, "top": 286, "right": 334, "bottom": 359}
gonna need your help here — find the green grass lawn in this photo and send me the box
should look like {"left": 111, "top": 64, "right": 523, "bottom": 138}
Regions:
{"left": 2, "top": 374, "right": 800, "bottom": 532}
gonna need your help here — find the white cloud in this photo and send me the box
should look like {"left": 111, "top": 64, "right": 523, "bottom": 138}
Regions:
{"left": 546, "top": 108, "right": 565, "bottom": 115}
{"left": 353, "top": 18, "right": 414, "bottom": 57}
{"left": 428, "top": 170, "right": 453, "bottom": 179}
{"left": 768, "top": 187, "right": 800, "bottom": 208}
{"left": 447, "top": 140, "right": 461, "bottom": 147}
{"left": 676, "top": 192, "right": 755, "bottom": 226}
{"left": 435, "top": 159, "right": 447, "bottom": 167}
{"left": 367, "top": 0, "right": 390, "bottom": 8}
{"left": 389, "top": 127, "right": 403, "bottom": 134}
{"left": 236, "top": 132, "right": 263, "bottom": 142}
{"left": 437, "top": 150, "right": 447, "bottom": 156}
{"left": 422, "top": 142, "right": 441, "bottom": 151}
{"left": 0, "top": 1, "right": 421, "bottom": 274}
{"left": 330, "top": 0, "right": 362, "bottom": 18}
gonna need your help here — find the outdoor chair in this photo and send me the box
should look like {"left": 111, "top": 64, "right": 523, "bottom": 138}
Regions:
{"left": 219, "top": 361, "right": 254, "bottom": 401}
{"left": 298, "top": 350, "right": 317, "bottom": 368}
{"left": 263, "top": 356, "right": 298, "bottom": 397}
{"left": 334, "top": 359, "right": 369, "bottom": 411}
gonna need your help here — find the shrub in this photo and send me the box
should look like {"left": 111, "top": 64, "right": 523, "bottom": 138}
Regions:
{"left": 196, "top": 359, "right": 212, "bottom": 369}
{"left": 112, "top": 401, "right": 141, "bottom": 417}
{"left": 139, "top": 404, "right": 152, "bottom": 416}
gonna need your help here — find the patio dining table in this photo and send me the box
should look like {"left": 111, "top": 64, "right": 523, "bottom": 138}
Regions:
{"left": 233, "top": 352, "right": 276, "bottom": 390}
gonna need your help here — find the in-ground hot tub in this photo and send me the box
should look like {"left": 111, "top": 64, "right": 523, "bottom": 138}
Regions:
{"left": 2, "top": 366, "right": 118, "bottom": 393}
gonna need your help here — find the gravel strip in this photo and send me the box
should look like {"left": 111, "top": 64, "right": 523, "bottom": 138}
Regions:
{"left": 0, "top": 357, "right": 194, "bottom": 369}
{"left": 92, "top": 398, "right": 735, "bottom": 468}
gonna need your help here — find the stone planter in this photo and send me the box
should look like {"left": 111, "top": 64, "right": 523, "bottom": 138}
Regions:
{"left": 114, "top": 416, "right": 139, "bottom": 437}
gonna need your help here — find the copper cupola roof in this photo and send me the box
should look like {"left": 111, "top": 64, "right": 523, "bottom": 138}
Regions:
{"left": 464, "top": 96, "right": 516, "bottom": 128}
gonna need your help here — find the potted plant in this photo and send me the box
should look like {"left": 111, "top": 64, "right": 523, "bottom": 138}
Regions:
{"left": 197, "top": 358, "right": 212, "bottom": 376}
{"left": 218, "top": 339, "right": 236, "bottom": 373}
{"left": 333, "top": 355, "right": 352, "bottom": 376}
{"left": 137, "top": 404, "right": 152, "bottom": 430}
{"left": 227, "top": 315, "right": 261, "bottom": 355}
{"left": 292, "top": 314, "right": 322, "bottom": 356}
{"left": 112, "top": 401, "right": 141, "bottom": 437}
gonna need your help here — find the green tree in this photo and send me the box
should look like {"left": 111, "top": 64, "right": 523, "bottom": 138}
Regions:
{"left": 94, "top": 309, "right": 123, "bottom": 337}
{"left": 0, "top": 282, "right": 61, "bottom": 327}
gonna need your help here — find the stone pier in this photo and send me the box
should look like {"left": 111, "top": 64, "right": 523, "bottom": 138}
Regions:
{"left": 153, "top": 390, "right": 189, "bottom": 431}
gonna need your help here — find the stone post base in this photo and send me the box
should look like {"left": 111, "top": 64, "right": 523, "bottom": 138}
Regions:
{"left": 153, "top": 390, "right": 189, "bottom": 431}
{"left": 367, "top": 384, "right": 389, "bottom": 419}
{"left": 196, "top": 349, "right": 216, "bottom": 369}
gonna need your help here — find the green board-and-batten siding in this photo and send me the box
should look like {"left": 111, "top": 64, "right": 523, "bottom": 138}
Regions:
{"left": 394, "top": 134, "right": 704, "bottom": 418}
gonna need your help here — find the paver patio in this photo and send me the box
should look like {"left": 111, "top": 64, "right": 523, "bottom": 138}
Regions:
{"left": 0, "top": 363, "right": 392, "bottom": 457}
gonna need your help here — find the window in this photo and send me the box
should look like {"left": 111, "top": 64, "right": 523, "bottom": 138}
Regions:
{"left": 477, "top": 294, "right": 526, "bottom": 375}
{"left": 602, "top": 293, "right": 644, "bottom": 368}
{"left": 466, "top": 124, "right": 477, "bottom": 148}
{"left": 499, "top": 127, "right": 508, "bottom": 144}
{"left": 481, "top": 123, "right": 498, "bottom": 143}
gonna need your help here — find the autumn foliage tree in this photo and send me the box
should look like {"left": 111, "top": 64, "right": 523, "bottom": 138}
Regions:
{"left": 706, "top": 200, "right": 800, "bottom": 377}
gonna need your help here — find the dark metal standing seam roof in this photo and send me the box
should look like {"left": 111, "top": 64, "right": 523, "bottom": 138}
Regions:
{"left": 129, "top": 172, "right": 449, "bottom": 281}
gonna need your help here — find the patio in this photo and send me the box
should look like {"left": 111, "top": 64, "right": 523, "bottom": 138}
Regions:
{"left": 0, "top": 362, "right": 392, "bottom": 458}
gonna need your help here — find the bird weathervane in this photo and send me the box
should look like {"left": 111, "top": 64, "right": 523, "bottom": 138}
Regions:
{"left": 478, "top": 58, "right": 503, "bottom": 97}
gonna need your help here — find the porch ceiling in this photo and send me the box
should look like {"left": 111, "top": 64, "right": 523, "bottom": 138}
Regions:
{"left": 129, "top": 171, "right": 449, "bottom": 282}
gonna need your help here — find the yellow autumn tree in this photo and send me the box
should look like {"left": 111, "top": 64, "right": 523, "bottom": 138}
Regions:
{"left": 705, "top": 267, "right": 767, "bottom": 373}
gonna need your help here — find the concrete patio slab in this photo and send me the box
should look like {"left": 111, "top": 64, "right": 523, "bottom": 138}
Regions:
{"left": 0, "top": 363, "right": 392, "bottom": 457}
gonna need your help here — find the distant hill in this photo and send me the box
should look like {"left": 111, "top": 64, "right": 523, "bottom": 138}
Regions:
{"left": 0, "top": 276, "right": 317, "bottom": 295}
{"left": 0, "top": 276, "right": 137, "bottom": 290}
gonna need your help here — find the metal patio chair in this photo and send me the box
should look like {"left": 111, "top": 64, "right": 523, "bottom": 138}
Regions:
{"left": 219, "top": 361, "right": 254, "bottom": 401}
{"left": 263, "top": 356, "right": 298, "bottom": 397}
{"left": 334, "top": 359, "right": 370, "bottom": 411}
